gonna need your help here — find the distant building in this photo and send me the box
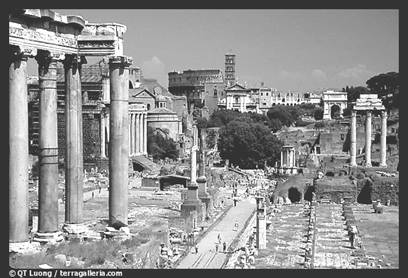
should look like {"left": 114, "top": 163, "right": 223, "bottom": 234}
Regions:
{"left": 304, "top": 92, "right": 322, "bottom": 105}
{"left": 225, "top": 53, "right": 236, "bottom": 87}
{"left": 322, "top": 90, "right": 348, "bottom": 120}
{"left": 203, "top": 81, "right": 226, "bottom": 117}
{"left": 218, "top": 83, "right": 259, "bottom": 113}
{"left": 168, "top": 69, "right": 223, "bottom": 110}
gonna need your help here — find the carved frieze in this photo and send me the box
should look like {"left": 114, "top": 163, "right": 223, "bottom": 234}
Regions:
{"left": 9, "top": 25, "right": 77, "bottom": 48}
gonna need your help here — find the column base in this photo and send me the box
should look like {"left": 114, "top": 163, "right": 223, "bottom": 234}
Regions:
{"left": 33, "top": 231, "right": 64, "bottom": 243}
{"left": 102, "top": 226, "right": 131, "bottom": 241}
{"left": 379, "top": 163, "right": 387, "bottom": 168}
{"left": 365, "top": 163, "right": 372, "bottom": 168}
{"left": 180, "top": 199, "right": 204, "bottom": 221}
{"left": 350, "top": 162, "right": 357, "bottom": 167}
{"left": 9, "top": 241, "right": 42, "bottom": 254}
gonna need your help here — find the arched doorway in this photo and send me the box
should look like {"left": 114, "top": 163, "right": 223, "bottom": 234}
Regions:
{"left": 330, "top": 104, "right": 341, "bottom": 119}
{"left": 304, "top": 186, "right": 315, "bottom": 202}
{"left": 288, "top": 187, "right": 301, "bottom": 203}
{"left": 357, "top": 180, "right": 372, "bottom": 204}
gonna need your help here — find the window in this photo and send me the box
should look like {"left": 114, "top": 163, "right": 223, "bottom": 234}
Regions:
{"left": 147, "top": 104, "right": 150, "bottom": 110}
{"left": 214, "top": 89, "right": 218, "bottom": 96}
{"left": 341, "top": 134, "right": 345, "bottom": 140}
{"left": 235, "top": 97, "right": 239, "bottom": 103}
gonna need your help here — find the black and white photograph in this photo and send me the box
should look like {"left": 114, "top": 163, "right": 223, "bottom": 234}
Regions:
{"left": 8, "top": 8, "right": 399, "bottom": 273}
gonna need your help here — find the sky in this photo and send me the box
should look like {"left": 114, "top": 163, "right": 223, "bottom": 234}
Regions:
{"left": 45, "top": 9, "right": 398, "bottom": 92}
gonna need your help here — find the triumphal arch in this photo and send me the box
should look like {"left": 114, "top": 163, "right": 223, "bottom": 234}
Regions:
{"left": 9, "top": 9, "right": 133, "bottom": 248}
{"left": 322, "top": 90, "right": 348, "bottom": 120}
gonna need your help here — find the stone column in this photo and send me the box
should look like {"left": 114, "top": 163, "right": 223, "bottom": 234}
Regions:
{"left": 128, "top": 113, "right": 132, "bottom": 156}
{"left": 280, "top": 151, "right": 283, "bottom": 167}
{"left": 143, "top": 113, "right": 148, "bottom": 155}
{"left": 365, "top": 111, "right": 372, "bottom": 167}
{"left": 135, "top": 113, "right": 140, "bottom": 155}
{"left": 9, "top": 46, "right": 33, "bottom": 243}
{"left": 36, "top": 51, "right": 63, "bottom": 235}
{"left": 350, "top": 110, "right": 357, "bottom": 167}
{"left": 256, "top": 196, "right": 266, "bottom": 249}
{"left": 380, "top": 110, "right": 387, "bottom": 167}
{"left": 130, "top": 113, "right": 134, "bottom": 155}
{"left": 108, "top": 56, "right": 132, "bottom": 226}
{"left": 190, "top": 146, "right": 197, "bottom": 185}
{"left": 197, "top": 130, "right": 211, "bottom": 214}
{"left": 139, "top": 113, "right": 144, "bottom": 155}
{"left": 100, "top": 112, "right": 106, "bottom": 158}
{"left": 64, "top": 54, "right": 84, "bottom": 224}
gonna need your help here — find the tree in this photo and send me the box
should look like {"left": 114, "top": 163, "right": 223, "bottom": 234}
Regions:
{"left": 147, "top": 127, "right": 179, "bottom": 160}
{"left": 267, "top": 118, "right": 283, "bottom": 132}
{"left": 366, "top": 72, "right": 399, "bottom": 109}
{"left": 218, "top": 121, "right": 283, "bottom": 169}
{"left": 313, "top": 107, "right": 323, "bottom": 120}
{"left": 266, "top": 105, "right": 297, "bottom": 127}
{"left": 344, "top": 86, "right": 370, "bottom": 103}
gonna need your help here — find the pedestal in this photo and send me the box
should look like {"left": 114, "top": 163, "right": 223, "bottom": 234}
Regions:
{"left": 33, "top": 231, "right": 64, "bottom": 243}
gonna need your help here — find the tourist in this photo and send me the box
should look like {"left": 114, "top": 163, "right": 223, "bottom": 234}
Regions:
{"left": 215, "top": 242, "right": 219, "bottom": 252}
{"left": 223, "top": 241, "right": 227, "bottom": 252}
{"left": 195, "top": 244, "right": 199, "bottom": 254}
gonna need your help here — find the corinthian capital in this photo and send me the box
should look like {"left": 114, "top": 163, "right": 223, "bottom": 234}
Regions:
{"left": 108, "top": 55, "right": 132, "bottom": 67}
{"left": 9, "top": 45, "right": 37, "bottom": 63}
{"left": 36, "top": 50, "right": 65, "bottom": 68}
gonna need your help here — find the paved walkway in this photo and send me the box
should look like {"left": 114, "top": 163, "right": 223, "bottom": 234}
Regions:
{"left": 313, "top": 203, "right": 354, "bottom": 268}
{"left": 177, "top": 198, "right": 256, "bottom": 269}
{"left": 255, "top": 204, "right": 308, "bottom": 268}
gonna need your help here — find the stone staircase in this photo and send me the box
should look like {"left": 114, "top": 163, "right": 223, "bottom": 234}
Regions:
{"left": 255, "top": 204, "right": 309, "bottom": 268}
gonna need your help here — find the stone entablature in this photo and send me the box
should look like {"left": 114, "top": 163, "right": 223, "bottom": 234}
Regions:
{"left": 78, "top": 23, "right": 126, "bottom": 56}
{"left": 9, "top": 9, "right": 85, "bottom": 56}
{"left": 353, "top": 94, "right": 385, "bottom": 111}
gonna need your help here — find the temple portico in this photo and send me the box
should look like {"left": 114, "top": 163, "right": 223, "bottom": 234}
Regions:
{"left": 279, "top": 145, "right": 298, "bottom": 175}
{"left": 350, "top": 94, "right": 386, "bottom": 168}
{"left": 9, "top": 9, "right": 132, "bottom": 245}
{"left": 129, "top": 104, "right": 148, "bottom": 156}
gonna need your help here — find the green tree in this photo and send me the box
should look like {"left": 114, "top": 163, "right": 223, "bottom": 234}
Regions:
{"left": 147, "top": 127, "right": 179, "bottom": 160}
{"left": 344, "top": 86, "right": 370, "bottom": 103}
{"left": 218, "top": 121, "right": 283, "bottom": 169}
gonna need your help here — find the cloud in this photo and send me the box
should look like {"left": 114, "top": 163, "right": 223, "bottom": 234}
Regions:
{"left": 141, "top": 56, "right": 166, "bottom": 84}
{"left": 337, "top": 64, "right": 372, "bottom": 79}
{"left": 311, "top": 69, "right": 327, "bottom": 80}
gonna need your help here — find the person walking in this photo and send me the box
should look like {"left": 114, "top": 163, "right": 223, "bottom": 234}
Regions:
{"left": 223, "top": 241, "right": 227, "bottom": 253}
{"left": 215, "top": 242, "right": 219, "bottom": 253}
{"left": 195, "top": 244, "right": 199, "bottom": 254}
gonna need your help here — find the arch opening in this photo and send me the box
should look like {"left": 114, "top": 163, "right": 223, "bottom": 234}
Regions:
{"left": 288, "top": 187, "right": 302, "bottom": 203}
{"left": 330, "top": 104, "right": 341, "bottom": 119}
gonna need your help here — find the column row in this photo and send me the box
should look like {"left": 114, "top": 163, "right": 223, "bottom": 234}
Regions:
{"left": 129, "top": 112, "right": 147, "bottom": 156}
{"left": 9, "top": 46, "right": 133, "bottom": 243}
{"left": 349, "top": 110, "right": 387, "bottom": 167}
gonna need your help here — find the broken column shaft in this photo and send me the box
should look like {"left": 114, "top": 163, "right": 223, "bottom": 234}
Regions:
{"left": 108, "top": 56, "right": 132, "bottom": 226}
{"left": 256, "top": 196, "right": 266, "bottom": 250}
{"left": 380, "top": 111, "right": 387, "bottom": 167}
{"left": 197, "top": 130, "right": 211, "bottom": 215}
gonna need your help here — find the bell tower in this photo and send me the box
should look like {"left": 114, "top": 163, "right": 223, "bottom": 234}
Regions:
{"left": 225, "top": 52, "right": 236, "bottom": 87}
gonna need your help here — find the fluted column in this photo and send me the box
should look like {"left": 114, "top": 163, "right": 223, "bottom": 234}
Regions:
{"left": 108, "top": 56, "right": 132, "bottom": 226}
{"left": 380, "top": 111, "right": 387, "bottom": 167}
{"left": 130, "top": 113, "right": 134, "bottom": 155}
{"left": 135, "top": 113, "right": 140, "bottom": 155}
{"left": 37, "top": 51, "right": 63, "bottom": 233}
{"left": 365, "top": 111, "right": 372, "bottom": 167}
{"left": 139, "top": 113, "right": 143, "bottom": 155}
{"left": 64, "top": 54, "right": 84, "bottom": 224}
{"left": 350, "top": 110, "right": 357, "bottom": 166}
{"left": 9, "top": 46, "right": 34, "bottom": 242}
{"left": 143, "top": 113, "right": 148, "bottom": 155}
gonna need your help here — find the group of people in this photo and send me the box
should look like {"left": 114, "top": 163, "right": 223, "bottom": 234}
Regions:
{"left": 215, "top": 233, "right": 227, "bottom": 253}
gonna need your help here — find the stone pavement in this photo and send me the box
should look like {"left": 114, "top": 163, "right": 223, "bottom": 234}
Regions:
{"left": 255, "top": 204, "right": 308, "bottom": 268}
{"left": 313, "top": 203, "right": 354, "bottom": 268}
{"left": 176, "top": 198, "right": 256, "bottom": 269}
